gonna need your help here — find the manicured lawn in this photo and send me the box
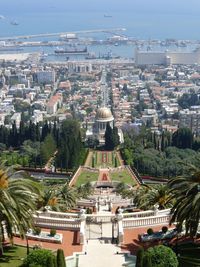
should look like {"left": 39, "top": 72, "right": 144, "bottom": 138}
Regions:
{"left": 0, "top": 245, "right": 31, "bottom": 267}
{"left": 75, "top": 171, "right": 99, "bottom": 186}
{"left": 90, "top": 151, "right": 120, "bottom": 168}
{"left": 110, "top": 170, "right": 136, "bottom": 185}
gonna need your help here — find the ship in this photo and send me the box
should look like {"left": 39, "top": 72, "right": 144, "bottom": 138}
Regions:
{"left": 10, "top": 20, "right": 19, "bottom": 26}
{"left": 55, "top": 47, "right": 88, "bottom": 55}
{"left": 104, "top": 14, "right": 112, "bottom": 18}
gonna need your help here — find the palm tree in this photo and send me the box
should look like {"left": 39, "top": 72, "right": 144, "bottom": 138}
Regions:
{"left": 76, "top": 182, "right": 93, "bottom": 199}
{"left": 134, "top": 184, "right": 172, "bottom": 210}
{"left": 57, "top": 183, "right": 77, "bottom": 211}
{"left": 39, "top": 183, "right": 77, "bottom": 212}
{"left": 39, "top": 187, "right": 59, "bottom": 211}
{"left": 0, "top": 166, "right": 42, "bottom": 254}
{"left": 168, "top": 166, "right": 200, "bottom": 237}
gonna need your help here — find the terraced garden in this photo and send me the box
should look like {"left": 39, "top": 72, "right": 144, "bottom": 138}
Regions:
{"left": 110, "top": 169, "right": 136, "bottom": 186}
{"left": 90, "top": 151, "right": 120, "bottom": 168}
{"left": 75, "top": 170, "right": 99, "bottom": 186}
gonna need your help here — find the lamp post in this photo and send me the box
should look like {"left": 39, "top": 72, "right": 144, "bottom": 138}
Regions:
{"left": 26, "top": 235, "right": 29, "bottom": 255}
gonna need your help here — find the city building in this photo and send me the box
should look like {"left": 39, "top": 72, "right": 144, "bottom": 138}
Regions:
{"left": 35, "top": 70, "right": 55, "bottom": 84}
{"left": 46, "top": 93, "right": 63, "bottom": 115}
{"left": 135, "top": 48, "right": 200, "bottom": 66}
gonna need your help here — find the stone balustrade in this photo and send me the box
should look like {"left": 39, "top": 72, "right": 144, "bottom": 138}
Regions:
{"left": 123, "top": 210, "right": 155, "bottom": 219}
{"left": 33, "top": 208, "right": 172, "bottom": 245}
{"left": 36, "top": 210, "right": 80, "bottom": 219}
{"left": 122, "top": 214, "right": 171, "bottom": 229}
{"left": 157, "top": 209, "right": 171, "bottom": 215}
{"left": 33, "top": 215, "right": 81, "bottom": 230}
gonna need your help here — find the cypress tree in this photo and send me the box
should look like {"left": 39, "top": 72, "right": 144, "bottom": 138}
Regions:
{"left": 35, "top": 123, "right": 40, "bottom": 141}
{"left": 57, "top": 249, "right": 66, "bottom": 267}
{"left": 153, "top": 131, "right": 157, "bottom": 149}
{"left": 113, "top": 126, "right": 120, "bottom": 147}
{"left": 161, "top": 132, "right": 165, "bottom": 152}
{"left": 143, "top": 254, "right": 152, "bottom": 267}
{"left": 19, "top": 121, "right": 25, "bottom": 145}
{"left": 46, "top": 255, "right": 55, "bottom": 267}
{"left": 29, "top": 121, "right": 36, "bottom": 142}
{"left": 136, "top": 247, "right": 144, "bottom": 267}
{"left": 41, "top": 121, "right": 49, "bottom": 141}
{"left": 10, "top": 121, "right": 18, "bottom": 147}
{"left": 105, "top": 123, "right": 114, "bottom": 151}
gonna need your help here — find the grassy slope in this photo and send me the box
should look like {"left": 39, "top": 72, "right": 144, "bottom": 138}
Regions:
{"left": 75, "top": 171, "right": 99, "bottom": 186}
{"left": 0, "top": 245, "right": 31, "bottom": 267}
{"left": 110, "top": 169, "right": 136, "bottom": 185}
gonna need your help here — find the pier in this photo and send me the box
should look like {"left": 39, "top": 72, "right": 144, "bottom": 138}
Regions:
{"left": 0, "top": 28, "right": 126, "bottom": 41}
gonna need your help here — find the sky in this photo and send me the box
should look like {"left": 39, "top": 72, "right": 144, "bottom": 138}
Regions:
{"left": 1, "top": 0, "right": 200, "bottom": 14}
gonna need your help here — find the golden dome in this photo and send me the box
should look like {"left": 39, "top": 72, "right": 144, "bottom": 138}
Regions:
{"left": 96, "top": 107, "right": 113, "bottom": 120}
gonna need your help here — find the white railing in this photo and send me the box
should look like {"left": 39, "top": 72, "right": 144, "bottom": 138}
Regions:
{"left": 123, "top": 210, "right": 155, "bottom": 219}
{"left": 33, "top": 215, "right": 81, "bottom": 230}
{"left": 36, "top": 210, "right": 80, "bottom": 219}
{"left": 123, "top": 209, "right": 170, "bottom": 219}
{"left": 112, "top": 200, "right": 132, "bottom": 206}
{"left": 123, "top": 214, "right": 171, "bottom": 228}
{"left": 86, "top": 214, "right": 115, "bottom": 223}
{"left": 157, "top": 209, "right": 171, "bottom": 216}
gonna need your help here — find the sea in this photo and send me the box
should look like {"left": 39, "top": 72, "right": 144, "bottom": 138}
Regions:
{"left": 0, "top": 0, "right": 200, "bottom": 60}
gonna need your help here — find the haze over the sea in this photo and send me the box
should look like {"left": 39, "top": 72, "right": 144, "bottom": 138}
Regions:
{"left": 0, "top": 0, "right": 200, "bottom": 39}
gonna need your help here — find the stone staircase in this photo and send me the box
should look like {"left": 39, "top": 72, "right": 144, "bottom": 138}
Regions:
{"left": 78, "top": 240, "right": 126, "bottom": 267}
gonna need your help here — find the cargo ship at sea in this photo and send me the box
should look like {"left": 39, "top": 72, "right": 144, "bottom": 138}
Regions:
{"left": 55, "top": 47, "right": 88, "bottom": 55}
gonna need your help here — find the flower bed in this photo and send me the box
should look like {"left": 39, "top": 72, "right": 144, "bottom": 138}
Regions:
{"left": 102, "top": 152, "right": 107, "bottom": 164}
{"left": 139, "top": 229, "right": 177, "bottom": 242}
{"left": 26, "top": 230, "right": 63, "bottom": 244}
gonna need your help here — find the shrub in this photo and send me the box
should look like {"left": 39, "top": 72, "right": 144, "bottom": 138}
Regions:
{"left": 46, "top": 256, "right": 55, "bottom": 267}
{"left": 144, "top": 245, "right": 178, "bottom": 267}
{"left": 143, "top": 254, "right": 152, "bottom": 267}
{"left": 136, "top": 247, "right": 144, "bottom": 267}
{"left": 33, "top": 227, "right": 41, "bottom": 235}
{"left": 162, "top": 226, "right": 168, "bottom": 233}
{"left": 57, "top": 249, "right": 66, "bottom": 267}
{"left": 50, "top": 229, "right": 56, "bottom": 237}
{"left": 147, "top": 228, "right": 154, "bottom": 235}
{"left": 86, "top": 207, "right": 92, "bottom": 214}
{"left": 23, "top": 249, "right": 56, "bottom": 267}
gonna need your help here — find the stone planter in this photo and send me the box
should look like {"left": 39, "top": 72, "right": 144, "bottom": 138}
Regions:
{"left": 26, "top": 230, "right": 63, "bottom": 244}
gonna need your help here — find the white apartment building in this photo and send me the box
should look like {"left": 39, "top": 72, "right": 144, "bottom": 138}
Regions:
{"left": 135, "top": 48, "right": 200, "bottom": 66}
